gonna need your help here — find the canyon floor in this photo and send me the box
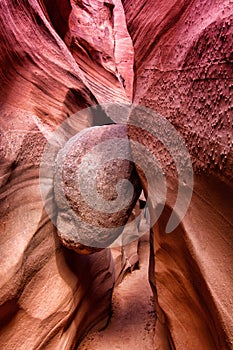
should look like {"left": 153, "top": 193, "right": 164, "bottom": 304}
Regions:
{"left": 78, "top": 230, "right": 156, "bottom": 350}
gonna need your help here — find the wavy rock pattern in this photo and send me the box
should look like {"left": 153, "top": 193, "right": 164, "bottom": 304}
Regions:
{"left": 123, "top": 0, "right": 233, "bottom": 348}
{"left": 40, "top": 0, "right": 134, "bottom": 103}
{"left": 0, "top": 0, "right": 133, "bottom": 348}
{"left": 0, "top": 0, "right": 233, "bottom": 349}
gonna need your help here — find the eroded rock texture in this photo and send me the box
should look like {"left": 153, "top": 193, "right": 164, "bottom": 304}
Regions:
{"left": 0, "top": 0, "right": 132, "bottom": 348}
{"left": 54, "top": 124, "right": 141, "bottom": 252}
{"left": 0, "top": 0, "right": 233, "bottom": 349}
{"left": 123, "top": 0, "right": 233, "bottom": 349}
{"left": 40, "top": 0, "right": 134, "bottom": 102}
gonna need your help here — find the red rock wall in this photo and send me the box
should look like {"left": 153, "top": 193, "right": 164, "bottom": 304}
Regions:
{"left": 123, "top": 0, "right": 232, "bottom": 183}
{"left": 0, "top": 0, "right": 132, "bottom": 348}
{"left": 123, "top": 0, "right": 233, "bottom": 348}
{"left": 0, "top": 0, "right": 233, "bottom": 349}
{"left": 39, "top": 0, "right": 134, "bottom": 103}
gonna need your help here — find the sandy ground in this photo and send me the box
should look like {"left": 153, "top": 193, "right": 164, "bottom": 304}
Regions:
{"left": 78, "top": 233, "right": 156, "bottom": 350}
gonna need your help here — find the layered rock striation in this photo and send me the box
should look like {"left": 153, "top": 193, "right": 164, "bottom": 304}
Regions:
{"left": 0, "top": 0, "right": 133, "bottom": 348}
{"left": 123, "top": 0, "right": 233, "bottom": 348}
{"left": 0, "top": 0, "right": 232, "bottom": 349}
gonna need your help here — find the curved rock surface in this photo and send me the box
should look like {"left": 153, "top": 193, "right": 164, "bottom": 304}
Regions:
{"left": 123, "top": 0, "right": 233, "bottom": 348}
{"left": 0, "top": 0, "right": 133, "bottom": 348}
{"left": 40, "top": 0, "right": 134, "bottom": 103}
{"left": 54, "top": 124, "right": 141, "bottom": 252}
{"left": 0, "top": 0, "right": 232, "bottom": 349}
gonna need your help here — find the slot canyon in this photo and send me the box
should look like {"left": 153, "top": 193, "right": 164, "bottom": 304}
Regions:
{"left": 0, "top": 0, "right": 232, "bottom": 349}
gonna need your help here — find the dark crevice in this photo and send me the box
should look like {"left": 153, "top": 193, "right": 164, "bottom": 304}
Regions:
{"left": 0, "top": 298, "right": 20, "bottom": 329}
{"left": 39, "top": 0, "right": 72, "bottom": 40}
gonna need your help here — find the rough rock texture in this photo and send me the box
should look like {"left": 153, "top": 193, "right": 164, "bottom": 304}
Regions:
{"left": 0, "top": 0, "right": 233, "bottom": 349}
{"left": 123, "top": 0, "right": 233, "bottom": 348}
{"left": 0, "top": 0, "right": 133, "bottom": 348}
{"left": 123, "top": 0, "right": 233, "bottom": 183}
{"left": 54, "top": 124, "right": 141, "bottom": 252}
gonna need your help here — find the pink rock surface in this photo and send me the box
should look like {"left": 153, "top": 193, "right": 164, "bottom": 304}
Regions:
{"left": 123, "top": 0, "right": 233, "bottom": 348}
{"left": 0, "top": 0, "right": 232, "bottom": 349}
{"left": 0, "top": 0, "right": 132, "bottom": 348}
{"left": 62, "top": 0, "right": 134, "bottom": 103}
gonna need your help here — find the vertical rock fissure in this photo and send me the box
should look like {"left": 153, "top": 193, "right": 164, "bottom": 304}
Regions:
{"left": 78, "top": 225, "right": 157, "bottom": 350}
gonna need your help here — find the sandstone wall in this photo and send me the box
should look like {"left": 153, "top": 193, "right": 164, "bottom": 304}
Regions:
{"left": 123, "top": 0, "right": 233, "bottom": 348}
{"left": 0, "top": 0, "right": 133, "bottom": 348}
{"left": 0, "top": 0, "right": 232, "bottom": 349}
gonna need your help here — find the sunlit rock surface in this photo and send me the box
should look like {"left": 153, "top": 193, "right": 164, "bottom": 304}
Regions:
{"left": 40, "top": 0, "right": 134, "bottom": 102}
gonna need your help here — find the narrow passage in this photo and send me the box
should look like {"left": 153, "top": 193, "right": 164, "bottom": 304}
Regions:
{"left": 78, "top": 232, "right": 156, "bottom": 350}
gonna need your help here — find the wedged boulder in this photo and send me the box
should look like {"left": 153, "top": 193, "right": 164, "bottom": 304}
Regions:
{"left": 54, "top": 124, "right": 142, "bottom": 252}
